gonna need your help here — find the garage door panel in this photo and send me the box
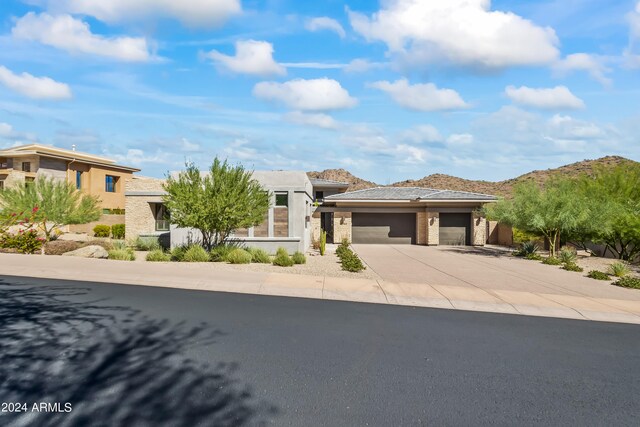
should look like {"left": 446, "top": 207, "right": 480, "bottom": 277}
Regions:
{"left": 439, "top": 213, "right": 471, "bottom": 246}
{"left": 352, "top": 213, "right": 416, "bottom": 244}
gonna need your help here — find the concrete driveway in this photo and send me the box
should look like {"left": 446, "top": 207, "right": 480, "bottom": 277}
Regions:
{"left": 352, "top": 244, "right": 640, "bottom": 301}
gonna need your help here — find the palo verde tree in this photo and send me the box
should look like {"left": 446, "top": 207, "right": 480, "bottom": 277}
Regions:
{"left": 568, "top": 164, "right": 640, "bottom": 260}
{"left": 163, "top": 158, "right": 271, "bottom": 249}
{"left": 484, "top": 178, "right": 589, "bottom": 257}
{"left": 0, "top": 176, "right": 101, "bottom": 241}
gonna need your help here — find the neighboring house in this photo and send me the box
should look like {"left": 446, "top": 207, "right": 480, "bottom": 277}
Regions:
{"left": 125, "top": 171, "right": 320, "bottom": 253}
{"left": 0, "top": 144, "right": 140, "bottom": 232}
{"left": 314, "top": 187, "right": 498, "bottom": 246}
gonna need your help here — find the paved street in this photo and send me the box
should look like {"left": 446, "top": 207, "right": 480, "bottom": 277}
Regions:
{"left": 1, "top": 275, "right": 639, "bottom": 426}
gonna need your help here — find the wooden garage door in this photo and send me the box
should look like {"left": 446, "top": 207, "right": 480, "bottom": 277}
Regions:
{"left": 352, "top": 213, "right": 416, "bottom": 244}
{"left": 439, "top": 213, "right": 471, "bottom": 245}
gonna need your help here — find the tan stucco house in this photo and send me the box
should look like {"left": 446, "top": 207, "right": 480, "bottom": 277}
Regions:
{"left": 0, "top": 144, "right": 140, "bottom": 232}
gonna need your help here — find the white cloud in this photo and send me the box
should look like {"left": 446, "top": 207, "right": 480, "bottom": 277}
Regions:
{"left": 28, "top": 0, "right": 241, "bottom": 28}
{"left": 110, "top": 148, "right": 172, "bottom": 166}
{"left": 446, "top": 133, "right": 474, "bottom": 145}
{"left": 343, "top": 58, "right": 386, "bottom": 73}
{"left": 624, "top": 2, "right": 640, "bottom": 68}
{"left": 283, "top": 111, "right": 339, "bottom": 129}
{"left": 553, "top": 53, "right": 612, "bottom": 87}
{"left": 548, "top": 114, "right": 604, "bottom": 139}
{"left": 12, "top": 13, "right": 153, "bottom": 62}
{"left": 369, "top": 79, "right": 469, "bottom": 111}
{"left": 223, "top": 138, "right": 258, "bottom": 161}
{"left": 349, "top": 0, "right": 559, "bottom": 69}
{"left": 505, "top": 85, "right": 585, "bottom": 110}
{"left": 305, "top": 17, "right": 346, "bottom": 38}
{"left": 0, "top": 65, "right": 72, "bottom": 100}
{"left": 253, "top": 78, "right": 357, "bottom": 111}
{"left": 396, "top": 144, "right": 428, "bottom": 164}
{"left": 400, "top": 125, "right": 442, "bottom": 144}
{"left": 205, "top": 40, "right": 286, "bottom": 77}
{"left": 181, "top": 138, "right": 200, "bottom": 152}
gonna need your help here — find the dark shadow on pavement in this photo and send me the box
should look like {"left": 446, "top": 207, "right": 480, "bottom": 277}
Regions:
{"left": 0, "top": 278, "right": 277, "bottom": 427}
{"left": 438, "top": 246, "right": 515, "bottom": 259}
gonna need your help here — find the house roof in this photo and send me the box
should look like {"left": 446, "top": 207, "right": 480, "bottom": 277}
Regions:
{"left": 0, "top": 144, "right": 140, "bottom": 172}
{"left": 324, "top": 186, "right": 497, "bottom": 202}
{"left": 309, "top": 178, "right": 350, "bottom": 188}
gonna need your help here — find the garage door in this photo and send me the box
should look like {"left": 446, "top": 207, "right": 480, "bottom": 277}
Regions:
{"left": 352, "top": 213, "right": 416, "bottom": 244}
{"left": 439, "top": 213, "right": 471, "bottom": 245}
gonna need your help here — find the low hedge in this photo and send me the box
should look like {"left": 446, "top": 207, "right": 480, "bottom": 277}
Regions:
{"left": 292, "top": 251, "right": 306, "bottom": 264}
{"left": 226, "top": 248, "right": 252, "bottom": 264}
{"left": 587, "top": 270, "right": 610, "bottom": 281}
{"left": 613, "top": 276, "right": 640, "bottom": 289}
{"left": 562, "top": 262, "right": 584, "bottom": 272}
{"left": 111, "top": 223, "right": 125, "bottom": 239}
{"left": 542, "top": 257, "right": 562, "bottom": 265}
{"left": 93, "top": 224, "right": 111, "bottom": 238}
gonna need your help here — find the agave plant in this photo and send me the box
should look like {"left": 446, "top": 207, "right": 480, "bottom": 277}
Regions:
{"left": 514, "top": 241, "right": 539, "bottom": 257}
{"left": 607, "top": 261, "right": 631, "bottom": 278}
{"left": 558, "top": 247, "right": 577, "bottom": 264}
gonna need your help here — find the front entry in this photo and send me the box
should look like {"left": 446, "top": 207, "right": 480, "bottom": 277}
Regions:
{"left": 352, "top": 213, "right": 416, "bottom": 244}
{"left": 439, "top": 213, "right": 471, "bottom": 245}
{"left": 320, "top": 212, "right": 334, "bottom": 243}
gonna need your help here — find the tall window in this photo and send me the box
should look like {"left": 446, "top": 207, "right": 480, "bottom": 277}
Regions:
{"left": 22, "top": 162, "right": 31, "bottom": 172}
{"left": 154, "top": 204, "right": 170, "bottom": 231}
{"left": 76, "top": 171, "right": 82, "bottom": 189}
{"left": 105, "top": 175, "right": 117, "bottom": 193}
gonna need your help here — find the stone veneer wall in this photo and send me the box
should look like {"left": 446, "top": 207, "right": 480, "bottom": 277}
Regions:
{"left": 426, "top": 212, "right": 439, "bottom": 245}
{"left": 471, "top": 213, "right": 487, "bottom": 246}
{"left": 124, "top": 177, "right": 166, "bottom": 240}
{"left": 333, "top": 212, "right": 352, "bottom": 243}
{"left": 416, "top": 212, "right": 427, "bottom": 245}
{"left": 311, "top": 211, "right": 321, "bottom": 243}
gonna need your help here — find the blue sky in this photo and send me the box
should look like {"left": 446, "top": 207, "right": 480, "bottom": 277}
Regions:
{"left": 0, "top": 0, "right": 639, "bottom": 183}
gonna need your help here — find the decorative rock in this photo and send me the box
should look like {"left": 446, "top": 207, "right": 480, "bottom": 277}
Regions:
{"left": 61, "top": 245, "right": 109, "bottom": 259}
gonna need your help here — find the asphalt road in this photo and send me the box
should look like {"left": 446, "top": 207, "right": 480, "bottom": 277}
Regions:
{"left": 1, "top": 275, "right": 639, "bottom": 427}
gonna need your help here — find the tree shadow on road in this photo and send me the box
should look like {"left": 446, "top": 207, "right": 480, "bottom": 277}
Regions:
{"left": 438, "top": 246, "right": 515, "bottom": 259}
{"left": 0, "top": 278, "right": 277, "bottom": 427}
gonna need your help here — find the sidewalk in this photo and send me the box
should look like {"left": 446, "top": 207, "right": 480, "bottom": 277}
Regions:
{"left": 2, "top": 253, "right": 639, "bottom": 324}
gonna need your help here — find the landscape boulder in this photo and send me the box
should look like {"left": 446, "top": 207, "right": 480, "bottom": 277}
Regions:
{"left": 61, "top": 245, "right": 109, "bottom": 259}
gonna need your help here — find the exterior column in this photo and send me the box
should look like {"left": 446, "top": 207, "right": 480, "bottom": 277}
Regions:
{"left": 471, "top": 212, "right": 487, "bottom": 246}
{"left": 333, "top": 212, "right": 352, "bottom": 243}
{"left": 416, "top": 211, "right": 427, "bottom": 245}
{"left": 426, "top": 212, "right": 439, "bottom": 246}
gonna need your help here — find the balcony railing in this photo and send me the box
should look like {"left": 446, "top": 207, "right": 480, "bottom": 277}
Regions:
{"left": 155, "top": 219, "right": 170, "bottom": 231}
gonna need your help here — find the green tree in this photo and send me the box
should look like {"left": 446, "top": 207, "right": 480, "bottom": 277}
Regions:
{"left": 0, "top": 176, "right": 101, "bottom": 241}
{"left": 570, "top": 164, "right": 640, "bottom": 260}
{"left": 163, "top": 158, "right": 271, "bottom": 249}
{"left": 484, "top": 178, "right": 589, "bottom": 257}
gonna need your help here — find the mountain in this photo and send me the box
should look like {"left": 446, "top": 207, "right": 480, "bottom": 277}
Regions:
{"left": 306, "top": 168, "right": 377, "bottom": 191}
{"left": 308, "top": 156, "right": 637, "bottom": 196}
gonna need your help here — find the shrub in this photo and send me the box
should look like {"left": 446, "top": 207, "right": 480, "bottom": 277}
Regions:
{"left": 226, "top": 248, "right": 252, "bottom": 264}
{"left": 111, "top": 240, "right": 128, "bottom": 250}
{"left": 170, "top": 245, "right": 189, "bottom": 262}
{"left": 272, "top": 247, "right": 294, "bottom": 267}
{"left": 524, "top": 253, "right": 543, "bottom": 261}
{"left": 111, "top": 223, "right": 125, "bottom": 239}
{"left": 542, "top": 256, "right": 562, "bottom": 265}
{"left": 134, "top": 236, "right": 161, "bottom": 251}
{"left": 247, "top": 247, "right": 270, "bottom": 264}
{"left": 146, "top": 249, "right": 170, "bottom": 262}
{"left": 607, "top": 261, "right": 631, "bottom": 278}
{"left": 44, "top": 240, "right": 81, "bottom": 255}
{"left": 1, "top": 229, "right": 45, "bottom": 254}
{"left": 512, "top": 228, "right": 543, "bottom": 245}
{"left": 93, "top": 224, "right": 111, "bottom": 238}
{"left": 292, "top": 251, "right": 306, "bottom": 264}
{"left": 562, "top": 262, "right": 584, "bottom": 272}
{"left": 613, "top": 276, "right": 640, "bottom": 289}
{"left": 108, "top": 248, "right": 135, "bottom": 261}
{"left": 514, "top": 241, "right": 539, "bottom": 258}
{"left": 182, "top": 245, "right": 210, "bottom": 262}
{"left": 341, "top": 252, "right": 366, "bottom": 272}
{"left": 210, "top": 244, "right": 235, "bottom": 262}
{"left": 587, "top": 270, "right": 610, "bottom": 281}
{"left": 336, "top": 240, "right": 350, "bottom": 258}
{"left": 558, "top": 247, "right": 577, "bottom": 264}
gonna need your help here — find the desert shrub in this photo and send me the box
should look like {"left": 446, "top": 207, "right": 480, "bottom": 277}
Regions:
{"left": 226, "top": 248, "right": 252, "bottom": 264}
{"left": 292, "top": 251, "right": 306, "bottom": 264}
{"left": 558, "top": 247, "right": 577, "bottom": 264}
{"left": 111, "top": 240, "right": 128, "bottom": 250}
{"left": 514, "top": 241, "right": 539, "bottom": 257}
{"left": 272, "top": 247, "right": 294, "bottom": 267}
{"left": 524, "top": 253, "right": 543, "bottom": 261}
{"left": 247, "top": 247, "right": 270, "bottom": 264}
{"left": 170, "top": 245, "right": 189, "bottom": 261}
{"left": 613, "top": 276, "right": 640, "bottom": 289}
{"left": 108, "top": 248, "right": 135, "bottom": 261}
{"left": 182, "top": 245, "right": 210, "bottom": 262}
{"left": 134, "top": 236, "right": 161, "bottom": 251}
{"left": 341, "top": 252, "right": 366, "bottom": 272}
{"left": 512, "top": 228, "right": 544, "bottom": 245}
{"left": 1, "top": 229, "right": 44, "bottom": 254}
{"left": 43, "top": 240, "right": 81, "bottom": 255}
{"left": 336, "top": 240, "right": 351, "bottom": 258}
{"left": 587, "top": 270, "right": 610, "bottom": 281}
{"left": 93, "top": 224, "right": 111, "bottom": 238}
{"left": 607, "top": 261, "right": 631, "bottom": 278}
{"left": 542, "top": 256, "right": 562, "bottom": 265}
{"left": 210, "top": 244, "right": 236, "bottom": 262}
{"left": 562, "top": 262, "right": 584, "bottom": 272}
{"left": 146, "top": 249, "right": 170, "bottom": 262}
{"left": 111, "top": 223, "right": 125, "bottom": 239}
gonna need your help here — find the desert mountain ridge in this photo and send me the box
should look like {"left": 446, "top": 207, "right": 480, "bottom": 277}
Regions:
{"left": 307, "top": 156, "right": 636, "bottom": 197}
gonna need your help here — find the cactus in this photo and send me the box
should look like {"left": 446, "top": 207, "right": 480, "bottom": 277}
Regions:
{"left": 319, "top": 229, "right": 327, "bottom": 256}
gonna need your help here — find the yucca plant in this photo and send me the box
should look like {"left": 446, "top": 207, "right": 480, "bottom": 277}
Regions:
{"left": 558, "top": 247, "right": 577, "bottom": 264}
{"left": 607, "top": 261, "right": 631, "bottom": 278}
